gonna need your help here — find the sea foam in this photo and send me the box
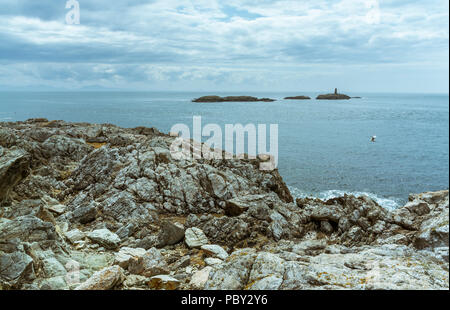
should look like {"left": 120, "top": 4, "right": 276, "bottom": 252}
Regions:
{"left": 288, "top": 186, "right": 403, "bottom": 211}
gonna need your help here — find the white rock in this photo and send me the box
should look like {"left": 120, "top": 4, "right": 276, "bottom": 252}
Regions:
{"left": 204, "top": 257, "right": 223, "bottom": 266}
{"left": 201, "top": 244, "right": 229, "bottom": 260}
{"left": 47, "top": 204, "right": 66, "bottom": 215}
{"left": 87, "top": 228, "right": 121, "bottom": 249}
{"left": 189, "top": 266, "right": 213, "bottom": 289}
{"left": 65, "top": 229, "right": 85, "bottom": 244}
{"left": 185, "top": 227, "right": 209, "bottom": 248}
{"left": 114, "top": 247, "right": 147, "bottom": 269}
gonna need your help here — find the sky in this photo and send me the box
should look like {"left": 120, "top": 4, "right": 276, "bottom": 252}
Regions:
{"left": 0, "top": 0, "right": 448, "bottom": 93}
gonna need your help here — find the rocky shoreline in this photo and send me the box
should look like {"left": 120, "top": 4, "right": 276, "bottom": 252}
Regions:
{"left": 0, "top": 119, "right": 448, "bottom": 290}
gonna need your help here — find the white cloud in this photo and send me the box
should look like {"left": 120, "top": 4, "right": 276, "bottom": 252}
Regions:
{"left": 0, "top": 0, "right": 448, "bottom": 92}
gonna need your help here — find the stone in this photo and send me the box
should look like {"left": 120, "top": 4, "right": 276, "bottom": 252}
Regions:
{"left": 185, "top": 227, "right": 209, "bottom": 248}
{"left": 201, "top": 244, "right": 229, "bottom": 260}
{"left": 75, "top": 266, "right": 124, "bottom": 290}
{"left": 65, "top": 229, "right": 85, "bottom": 244}
{"left": 87, "top": 228, "right": 121, "bottom": 250}
{"left": 204, "top": 257, "right": 223, "bottom": 266}
{"left": 47, "top": 204, "right": 66, "bottom": 215}
{"left": 128, "top": 248, "right": 169, "bottom": 277}
{"left": 72, "top": 204, "right": 97, "bottom": 224}
{"left": 148, "top": 275, "right": 180, "bottom": 290}
{"left": 320, "top": 221, "right": 334, "bottom": 234}
{"left": 114, "top": 247, "right": 147, "bottom": 269}
{"left": 158, "top": 221, "right": 185, "bottom": 246}
{"left": 189, "top": 266, "right": 213, "bottom": 289}
{"left": 123, "top": 275, "right": 149, "bottom": 288}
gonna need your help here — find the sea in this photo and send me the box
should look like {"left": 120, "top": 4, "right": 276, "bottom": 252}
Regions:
{"left": 0, "top": 91, "right": 448, "bottom": 210}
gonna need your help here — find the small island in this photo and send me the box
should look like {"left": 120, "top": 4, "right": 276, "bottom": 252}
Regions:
{"left": 316, "top": 88, "right": 351, "bottom": 100}
{"left": 192, "top": 96, "right": 276, "bottom": 102}
{"left": 284, "top": 96, "right": 311, "bottom": 100}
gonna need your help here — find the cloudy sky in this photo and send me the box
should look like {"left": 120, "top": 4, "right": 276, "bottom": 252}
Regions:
{"left": 0, "top": 0, "right": 448, "bottom": 92}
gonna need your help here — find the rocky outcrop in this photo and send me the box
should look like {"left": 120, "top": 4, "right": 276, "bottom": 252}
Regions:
{"left": 316, "top": 88, "right": 351, "bottom": 100}
{"left": 284, "top": 96, "right": 311, "bottom": 100}
{"left": 0, "top": 119, "right": 447, "bottom": 290}
{"left": 192, "top": 96, "right": 275, "bottom": 102}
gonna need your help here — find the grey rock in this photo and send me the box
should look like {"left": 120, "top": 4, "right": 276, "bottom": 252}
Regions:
{"left": 87, "top": 229, "right": 121, "bottom": 250}
{"left": 75, "top": 266, "right": 124, "bottom": 290}
{"left": 0, "top": 251, "right": 34, "bottom": 288}
{"left": 158, "top": 221, "right": 185, "bottom": 247}
{"left": 185, "top": 227, "right": 209, "bottom": 248}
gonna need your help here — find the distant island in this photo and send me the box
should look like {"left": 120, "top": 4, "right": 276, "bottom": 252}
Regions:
{"left": 316, "top": 88, "right": 351, "bottom": 100}
{"left": 192, "top": 96, "right": 276, "bottom": 102}
{"left": 284, "top": 96, "right": 311, "bottom": 100}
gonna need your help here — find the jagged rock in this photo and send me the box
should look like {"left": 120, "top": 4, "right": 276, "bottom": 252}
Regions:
{"left": 87, "top": 229, "right": 121, "bottom": 250}
{"left": 185, "top": 228, "right": 209, "bottom": 248}
{"left": 0, "top": 120, "right": 448, "bottom": 290}
{"left": 0, "top": 148, "right": 30, "bottom": 201}
{"left": 75, "top": 266, "right": 124, "bottom": 290}
{"left": 0, "top": 251, "right": 34, "bottom": 288}
{"left": 205, "top": 248, "right": 257, "bottom": 290}
{"left": 0, "top": 215, "right": 58, "bottom": 243}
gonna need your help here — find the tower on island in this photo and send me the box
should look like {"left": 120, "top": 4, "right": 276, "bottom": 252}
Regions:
{"left": 334, "top": 88, "right": 338, "bottom": 95}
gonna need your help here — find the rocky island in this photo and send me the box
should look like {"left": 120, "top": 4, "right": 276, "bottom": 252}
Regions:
{"left": 192, "top": 96, "right": 275, "bottom": 102}
{"left": 0, "top": 119, "right": 448, "bottom": 290}
{"left": 284, "top": 96, "right": 311, "bottom": 100}
{"left": 316, "top": 88, "right": 351, "bottom": 100}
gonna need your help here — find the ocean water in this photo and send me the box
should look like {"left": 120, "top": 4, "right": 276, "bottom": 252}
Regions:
{"left": 0, "top": 91, "right": 448, "bottom": 209}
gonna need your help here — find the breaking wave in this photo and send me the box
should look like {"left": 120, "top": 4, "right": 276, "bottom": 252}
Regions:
{"left": 288, "top": 187, "right": 403, "bottom": 211}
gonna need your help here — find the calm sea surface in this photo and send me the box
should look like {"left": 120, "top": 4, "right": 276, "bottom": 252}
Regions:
{"left": 1, "top": 91, "right": 448, "bottom": 209}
